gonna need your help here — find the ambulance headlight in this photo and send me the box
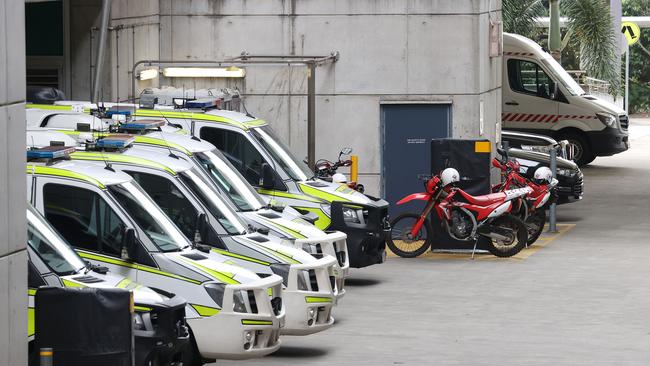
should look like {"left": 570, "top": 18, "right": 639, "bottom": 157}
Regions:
{"left": 341, "top": 206, "right": 361, "bottom": 224}
{"left": 204, "top": 283, "right": 226, "bottom": 308}
{"left": 270, "top": 263, "right": 290, "bottom": 286}
{"left": 233, "top": 290, "right": 248, "bottom": 313}
{"left": 296, "top": 270, "right": 310, "bottom": 291}
{"left": 596, "top": 112, "right": 617, "bottom": 127}
{"left": 133, "top": 313, "right": 146, "bottom": 331}
{"left": 320, "top": 204, "right": 331, "bottom": 218}
{"left": 302, "top": 243, "right": 318, "bottom": 255}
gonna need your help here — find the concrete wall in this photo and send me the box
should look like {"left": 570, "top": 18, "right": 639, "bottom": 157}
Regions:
{"left": 105, "top": 0, "right": 503, "bottom": 194}
{"left": 0, "top": 0, "right": 27, "bottom": 364}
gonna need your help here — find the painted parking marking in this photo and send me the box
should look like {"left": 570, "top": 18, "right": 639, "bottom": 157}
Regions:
{"left": 387, "top": 223, "right": 575, "bottom": 261}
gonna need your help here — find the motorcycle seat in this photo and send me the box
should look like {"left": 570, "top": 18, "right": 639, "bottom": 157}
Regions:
{"left": 458, "top": 190, "right": 506, "bottom": 206}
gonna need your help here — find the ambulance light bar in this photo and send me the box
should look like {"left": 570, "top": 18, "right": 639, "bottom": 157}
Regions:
{"left": 185, "top": 98, "right": 218, "bottom": 109}
{"left": 120, "top": 119, "right": 165, "bottom": 131}
{"left": 95, "top": 135, "right": 135, "bottom": 149}
{"left": 27, "top": 146, "right": 75, "bottom": 160}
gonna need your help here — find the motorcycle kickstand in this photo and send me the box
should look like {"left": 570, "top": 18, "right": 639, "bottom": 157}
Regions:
{"left": 471, "top": 237, "right": 479, "bottom": 260}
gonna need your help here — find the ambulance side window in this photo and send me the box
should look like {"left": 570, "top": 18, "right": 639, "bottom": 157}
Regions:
{"left": 126, "top": 171, "right": 198, "bottom": 240}
{"left": 200, "top": 128, "right": 265, "bottom": 187}
{"left": 43, "top": 184, "right": 125, "bottom": 256}
{"left": 508, "top": 59, "right": 556, "bottom": 99}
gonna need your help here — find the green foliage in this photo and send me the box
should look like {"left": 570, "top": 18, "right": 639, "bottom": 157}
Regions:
{"left": 623, "top": 0, "right": 650, "bottom": 113}
{"left": 503, "top": 0, "right": 547, "bottom": 38}
{"left": 562, "top": 0, "right": 620, "bottom": 92}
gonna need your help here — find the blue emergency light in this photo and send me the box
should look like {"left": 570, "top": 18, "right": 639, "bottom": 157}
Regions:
{"left": 185, "top": 98, "right": 218, "bottom": 109}
{"left": 120, "top": 119, "right": 165, "bottom": 131}
{"left": 105, "top": 109, "right": 132, "bottom": 118}
{"left": 27, "top": 146, "right": 75, "bottom": 160}
{"left": 95, "top": 135, "right": 135, "bottom": 149}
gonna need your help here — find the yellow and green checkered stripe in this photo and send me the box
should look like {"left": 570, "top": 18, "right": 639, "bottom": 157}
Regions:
{"left": 179, "top": 257, "right": 240, "bottom": 285}
{"left": 298, "top": 184, "right": 351, "bottom": 203}
{"left": 191, "top": 303, "right": 221, "bottom": 317}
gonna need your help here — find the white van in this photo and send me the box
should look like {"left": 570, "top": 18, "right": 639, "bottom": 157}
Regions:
{"left": 502, "top": 33, "right": 629, "bottom": 166}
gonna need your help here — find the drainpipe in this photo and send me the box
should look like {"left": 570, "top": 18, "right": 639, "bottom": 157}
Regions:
{"left": 92, "top": 0, "right": 112, "bottom": 103}
{"left": 549, "top": 0, "right": 562, "bottom": 62}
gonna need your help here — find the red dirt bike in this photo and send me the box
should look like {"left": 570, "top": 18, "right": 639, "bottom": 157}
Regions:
{"left": 492, "top": 150, "right": 558, "bottom": 245}
{"left": 387, "top": 168, "right": 532, "bottom": 258}
{"left": 314, "top": 147, "right": 365, "bottom": 193}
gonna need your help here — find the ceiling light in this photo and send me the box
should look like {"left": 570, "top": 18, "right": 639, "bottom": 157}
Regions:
{"left": 162, "top": 67, "right": 246, "bottom": 78}
{"left": 137, "top": 68, "right": 159, "bottom": 81}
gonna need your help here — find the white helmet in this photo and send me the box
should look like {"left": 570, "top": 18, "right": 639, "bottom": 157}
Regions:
{"left": 533, "top": 167, "right": 552, "bottom": 184}
{"left": 332, "top": 173, "right": 347, "bottom": 183}
{"left": 440, "top": 168, "right": 460, "bottom": 187}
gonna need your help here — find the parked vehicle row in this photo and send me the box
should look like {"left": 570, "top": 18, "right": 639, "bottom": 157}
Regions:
{"left": 24, "top": 101, "right": 391, "bottom": 365}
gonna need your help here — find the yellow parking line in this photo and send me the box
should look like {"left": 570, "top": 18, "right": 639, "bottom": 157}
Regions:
{"left": 387, "top": 223, "right": 575, "bottom": 261}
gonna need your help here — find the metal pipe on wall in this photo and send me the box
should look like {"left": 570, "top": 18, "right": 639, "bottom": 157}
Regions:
{"left": 92, "top": 0, "right": 112, "bottom": 103}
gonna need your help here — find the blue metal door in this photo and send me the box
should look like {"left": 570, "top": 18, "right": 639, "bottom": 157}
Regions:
{"left": 381, "top": 103, "right": 451, "bottom": 217}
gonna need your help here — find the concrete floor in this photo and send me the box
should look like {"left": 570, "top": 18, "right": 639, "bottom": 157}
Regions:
{"left": 219, "top": 118, "right": 650, "bottom": 365}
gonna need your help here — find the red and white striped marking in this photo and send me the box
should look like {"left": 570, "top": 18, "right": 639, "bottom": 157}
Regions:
{"left": 504, "top": 51, "right": 535, "bottom": 57}
{"left": 501, "top": 113, "right": 595, "bottom": 123}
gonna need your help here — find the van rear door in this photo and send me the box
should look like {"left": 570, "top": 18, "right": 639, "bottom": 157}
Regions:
{"left": 503, "top": 58, "right": 559, "bottom": 132}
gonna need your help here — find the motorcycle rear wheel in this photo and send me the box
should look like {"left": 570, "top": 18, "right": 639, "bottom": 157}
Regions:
{"left": 387, "top": 213, "right": 433, "bottom": 258}
{"left": 485, "top": 214, "right": 528, "bottom": 257}
{"left": 525, "top": 209, "right": 546, "bottom": 245}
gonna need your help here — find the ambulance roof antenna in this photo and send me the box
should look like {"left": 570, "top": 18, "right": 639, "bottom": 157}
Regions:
{"left": 151, "top": 111, "right": 180, "bottom": 159}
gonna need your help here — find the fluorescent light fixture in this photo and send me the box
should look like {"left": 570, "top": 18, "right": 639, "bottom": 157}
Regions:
{"left": 137, "top": 68, "right": 159, "bottom": 81}
{"left": 162, "top": 66, "right": 246, "bottom": 78}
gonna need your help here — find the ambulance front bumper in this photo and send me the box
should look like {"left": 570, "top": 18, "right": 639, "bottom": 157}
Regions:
{"left": 282, "top": 256, "right": 338, "bottom": 336}
{"left": 188, "top": 276, "right": 284, "bottom": 360}
{"left": 294, "top": 230, "right": 349, "bottom": 300}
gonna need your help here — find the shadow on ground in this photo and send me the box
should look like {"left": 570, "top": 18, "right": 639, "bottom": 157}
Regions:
{"left": 344, "top": 278, "right": 382, "bottom": 287}
{"left": 270, "top": 346, "right": 329, "bottom": 358}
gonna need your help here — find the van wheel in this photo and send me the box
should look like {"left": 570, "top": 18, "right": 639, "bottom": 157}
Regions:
{"left": 559, "top": 132, "right": 595, "bottom": 166}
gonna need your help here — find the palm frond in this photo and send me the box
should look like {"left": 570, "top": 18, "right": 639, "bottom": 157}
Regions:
{"left": 503, "top": 0, "right": 546, "bottom": 38}
{"left": 562, "top": 0, "right": 620, "bottom": 91}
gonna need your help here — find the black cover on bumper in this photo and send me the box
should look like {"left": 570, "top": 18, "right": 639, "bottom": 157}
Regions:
{"left": 134, "top": 294, "right": 189, "bottom": 366}
{"left": 586, "top": 127, "right": 629, "bottom": 156}
{"left": 329, "top": 197, "right": 390, "bottom": 268}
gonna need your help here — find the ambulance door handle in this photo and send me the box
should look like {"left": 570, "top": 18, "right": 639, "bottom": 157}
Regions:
{"left": 505, "top": 101, "right": 519, "bottom": 106}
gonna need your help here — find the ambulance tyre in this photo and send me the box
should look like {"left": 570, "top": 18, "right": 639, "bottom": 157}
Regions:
{"left": 559, "top": 131, "right": 594, "bottom": 166}
{"left": 182, "top": 328, "right": 207, "bottom": 366}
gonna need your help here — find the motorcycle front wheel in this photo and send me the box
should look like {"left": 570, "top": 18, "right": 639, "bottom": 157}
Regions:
{"left": 525, "top": 209, "right": 546, "bottom": 245}
{"left": 485, "top": 214, "right": 528, "bottom": 257}
{"left": 387, "top": 213, "right": 433, "bottom": 258}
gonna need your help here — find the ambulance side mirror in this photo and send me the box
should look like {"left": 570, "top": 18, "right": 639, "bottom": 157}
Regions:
{"left": 121, "top": 228, "right": 137, "bottom": 261}
{"left": 260, "top": 163, "right": 276, "bottom": 189}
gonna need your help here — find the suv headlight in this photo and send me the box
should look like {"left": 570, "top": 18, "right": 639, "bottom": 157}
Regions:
{"left": 596, "top": 112, "right": 617, "bottom": 127}
{"left": 270, "top": 263, "right": 290, "bottom": 286}
{"left": 204, "top": 283, "right": 226, "bottom": 308}
{"left": 341, "top": 206, "right": 361, "bottom": 224}
{"left": 556, "top": 168, "right": 575, "bottom": 177}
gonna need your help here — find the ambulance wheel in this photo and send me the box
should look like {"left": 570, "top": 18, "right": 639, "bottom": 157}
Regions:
{"left": 560, "top": 131, "right": 594, "bottom": 166}
{"left": 181, "top": 329, "right": 205, "bottom": 366}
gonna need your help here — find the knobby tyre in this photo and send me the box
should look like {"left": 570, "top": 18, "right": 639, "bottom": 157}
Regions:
{"left": 387, "top": 213, "right": 433, "bottom": 258}
{"left": 525, "top": 209, "right": 546, "bottom": 245}
{"left": 486, "top": 214, "right": 528, "bottom": 257}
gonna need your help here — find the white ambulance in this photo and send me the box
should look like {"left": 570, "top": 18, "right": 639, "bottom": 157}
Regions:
{"left": 502, "top": 33, "right": 629, "bottom": 166}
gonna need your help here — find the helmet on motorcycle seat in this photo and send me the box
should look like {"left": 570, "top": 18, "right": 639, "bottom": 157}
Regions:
{"left": 532, "top": 166, "right": 552, "bottom": 185}
{"left": 440, "top": 168, "right": 460, "bottom": 187}
{"left": 332, "top": 173, "right": 347, "bottom": 183}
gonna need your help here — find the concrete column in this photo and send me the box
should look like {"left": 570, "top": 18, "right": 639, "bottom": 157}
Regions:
{"left": 0, "top": 0, "right": 27, "bottom": 365}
